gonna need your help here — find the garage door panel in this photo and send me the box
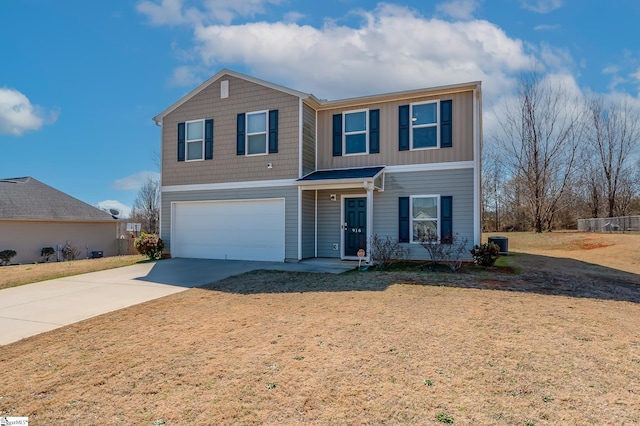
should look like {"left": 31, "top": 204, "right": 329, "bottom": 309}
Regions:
{"left": 173, "top": 199, "right": 285, "bottom": 261}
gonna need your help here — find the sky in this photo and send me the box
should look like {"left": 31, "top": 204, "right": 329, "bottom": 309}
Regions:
{"left": 1, "top": 0, "right": 640, "bottom": 217}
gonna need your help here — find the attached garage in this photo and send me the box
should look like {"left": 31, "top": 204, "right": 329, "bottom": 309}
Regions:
{"left": 171, "top": 198, "right": 285, "bottom": 261}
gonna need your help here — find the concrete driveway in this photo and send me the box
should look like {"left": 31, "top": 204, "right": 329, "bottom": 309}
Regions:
{"left": 0, "top": 258, "right": 356, "bottom": 345}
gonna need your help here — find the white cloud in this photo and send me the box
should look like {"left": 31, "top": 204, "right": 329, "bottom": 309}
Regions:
{"left": 113, "top": 171, "right": 160, "bottom": 191}
{"left": 436, "top": 0, "right": 479, "bottom": 20}
{"left": 188, "top": 3, "right": 532, "bottom": 100}
{"left": 283, "top": 11, "right": 305, "bottom": 24}
{"left": 169, "top": 65, "right": 202, "bottom": 87}
{"left": 521, "top": 0, "right": 563, "bottom": 14}
{"left": 137, "top": 0, "right": 282, "bottom": 26}
{"left": 602, "top": 65, "right": 620, "bottom": 75}
{"left": 534, "top": 24, "right": 559, "bottom": 31}
{"left": 538, "top": 42, "right": 574, "bottom": 71}
{"left": 630, "top": 68, "right": 640, "bottom": 82}
{"left": 0, "top": 87, "right": 57, "bottom": 136}
{"left": 96, "top": 200, "right": 132, "bottom": 218}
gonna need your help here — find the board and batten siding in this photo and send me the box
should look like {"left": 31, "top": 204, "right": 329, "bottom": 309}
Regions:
{"left": 162, "top": 75, "right": 301, "bottom": 187}
{"left": 161, "top": 185, "right": 299, "bottom": 260}
{"left": 301, "top": 102, "right": 316, "bottom": 176}
{"left": 316, "top": 91, "right": 474, "bottom": 170}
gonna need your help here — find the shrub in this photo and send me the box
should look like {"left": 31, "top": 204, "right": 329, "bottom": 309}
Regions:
{"left": 41, "top": 247, "right": 55, "bottom": 262}
{"left": 470, "top": 242, "right": 500, "bottom": 266}
{"left": 419, "top": 230, "right": 468, "bottom": 272}
{"left": 0, "top": 249, "right": 17, "bottom": 266}
{"left": 369, "top": 235, "right": 407, "bottom": 268}
{"left": 62, "top": 243, "right": 81, "bottom": 261}
{"left": 134, "top": 233, "right": 164, "bottom": 259}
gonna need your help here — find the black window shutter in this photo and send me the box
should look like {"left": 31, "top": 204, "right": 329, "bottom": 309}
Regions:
{"left": 204, "top": 119, "right": 214, "bottom": 160}
{"left": 440, "top": 196, "right": 453, "bottom": 244}
{"left": 177, "top": 122, "right": 185, "bottom": 162}
{"left": 268, "top": 110, "right": 278, "bottom": 153}
{"left": 332, "top": 113, "right": 342, "bottom": 156}
{"left": 440, "top": 100, "right": 452, "bottom": 148}
{"left": 398, "top": 105, "right": 409, "bottom": 151}
{"left": 399, "top": 196, "right": 410, "bottom": 243}
{"left": 236, "top": 113, "right": 246, "bottom": 155}
{"left": 369, "top": 109, "right": 380, "bottom": 154}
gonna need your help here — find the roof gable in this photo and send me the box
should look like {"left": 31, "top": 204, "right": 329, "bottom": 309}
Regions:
{"left": 153, "top": 69, "right": 314, "bottom": 125}
{"left": 0, "top": 177, "right": 116, "bottom": 222}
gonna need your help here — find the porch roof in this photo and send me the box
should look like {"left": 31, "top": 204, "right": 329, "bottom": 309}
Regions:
{"left": 295, "top": 166, "right": 385, "bottom": 190}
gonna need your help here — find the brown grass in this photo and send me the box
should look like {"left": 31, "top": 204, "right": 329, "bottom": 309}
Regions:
{"left": 485, "top": 231, "right": 640, "bottom": 275}
{"left": 0, "top": 255, "right": 146, "bottom": 290}
{"left": 1, "top": 233, "right": 640, "bottom": 425}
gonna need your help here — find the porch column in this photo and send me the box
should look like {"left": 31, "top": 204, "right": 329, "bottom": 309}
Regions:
{"left": 365, "top": 181, "right": 374, "bottom": 263}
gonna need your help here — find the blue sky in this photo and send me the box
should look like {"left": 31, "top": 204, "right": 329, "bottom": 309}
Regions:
{"left": 1, "top": 0, "right": 639, "bottom": 217}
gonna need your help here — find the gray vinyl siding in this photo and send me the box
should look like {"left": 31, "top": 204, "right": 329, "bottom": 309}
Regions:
{"left": 161, "top": 184, "right": 299, "bottom": 260}
{"left": 317, "top": 90, "right": 474, "bottom": 169}
{"left": 313, "top": 168, "right": 474, "bottom": 260}
{"left": 301, "top": 190, "right": 315, "bottom": 258}
{"left": 374, "top": 169, "right": 475, "bottom": 260}
{"left": 316, "top": 189, "right": 367, "bottom": 258}
{"left": 302, "top": 103, "right": 316, "bottom": 176}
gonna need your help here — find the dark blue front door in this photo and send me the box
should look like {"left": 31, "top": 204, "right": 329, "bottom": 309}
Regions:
{"left": 344, "top": 197, "right": 367, "bottom": 257}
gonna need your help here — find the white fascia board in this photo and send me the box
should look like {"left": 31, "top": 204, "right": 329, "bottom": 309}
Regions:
{"left": 295, "top": 177, "right": 375, "bottom": 190}
{"left": 162, "top": 178, "right": 296, "bottom": 193}
{"left": 385, "top": 161, "right": 474, "bottom": 174}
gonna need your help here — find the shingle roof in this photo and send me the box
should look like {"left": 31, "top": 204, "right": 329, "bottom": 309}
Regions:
{"left": 0, "top": 177, "right": 115, "bottom": 222}
{"left": 297, "top": 166, "right": 385, "bottom": 181}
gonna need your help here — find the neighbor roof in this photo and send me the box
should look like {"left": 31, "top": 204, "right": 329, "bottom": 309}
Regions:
{"left": 0, "top": 177, "right": 116, "bottom": 222}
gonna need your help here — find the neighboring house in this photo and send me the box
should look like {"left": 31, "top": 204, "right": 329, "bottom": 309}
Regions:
{"left": 153, "top": 69, "right": 482, "bottom": 262}
{"left": 0, "top": 177, "right": 118, "bottom": 264}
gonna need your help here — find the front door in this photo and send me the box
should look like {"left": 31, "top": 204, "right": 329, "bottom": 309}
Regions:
{"left": 344, "top": 197, "right": 367, "bottom": 257}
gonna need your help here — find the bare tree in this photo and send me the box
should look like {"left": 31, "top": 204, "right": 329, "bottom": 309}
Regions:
{"left": 482, "top": 146, "right": 506, "bottom": 231}
{"left": 130, "top": 177, "right": 160, "bottom": 234}
{"left": 586, "top": 97, "right": 640, "bottom": 218}
{"left": 494, "top": 71, "right": 583, "bottom": 232}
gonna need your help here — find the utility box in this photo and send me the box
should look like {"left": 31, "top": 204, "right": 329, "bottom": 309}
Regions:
{"left": 488, "top": 236, "right": 508, "bottom": 255}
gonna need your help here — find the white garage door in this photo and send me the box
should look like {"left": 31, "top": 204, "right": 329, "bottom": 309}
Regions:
{"left": 172, "top": 199, "right": 285, "bottom": 261}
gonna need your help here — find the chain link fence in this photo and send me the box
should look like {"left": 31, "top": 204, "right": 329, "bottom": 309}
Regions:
{"left": 577, "top": 216, "right": 640, "bottom": 233}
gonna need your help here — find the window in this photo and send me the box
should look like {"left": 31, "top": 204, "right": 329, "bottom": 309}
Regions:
{"left": 246, "top": 110, "right": 268, "bottom": 155}
{"left": 411, "top": 195, "right": 439, "bottom": 242}
{"left": 343, "top": 110, "right": 368, "bottom": 154}
{"left": 236, "top": 110, "right": 278, "bottom": 156}
{"left": 411, "top": 101, "right": 439, "bottom": 149}
{"left": 186, "top": 120, "right": 204, "bottom": 161}
{"left": 333, "top": 109, "right": 379, "bottom": 156}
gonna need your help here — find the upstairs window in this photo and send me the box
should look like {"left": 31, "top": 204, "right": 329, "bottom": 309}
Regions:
{"left": 411, "top": 101, "right": 439, "bottom": 149}
{"left": 246, "top": 111, "right": 268, "bottom": 155}
{"left": 237, "top": 110, "right": 278, "bottom": 156}
{"left": 343, "top": 110, "right": 368, "bottom": 155}
{"left": 186, "top": 120, "right": 204, "bottom": 161}
{"left": 332, "top": 109, "right": 379, "bottom": 156}
{"left": 398, "top": 100, "right": 452, "bottom": 151}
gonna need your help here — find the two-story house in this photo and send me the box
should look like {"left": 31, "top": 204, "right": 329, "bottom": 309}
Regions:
{"left": 153, "top": 69, "right": 481, "bottom": 262}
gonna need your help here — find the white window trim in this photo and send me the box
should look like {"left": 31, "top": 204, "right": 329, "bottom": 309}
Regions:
{"left": 343, "top": 108, "right": 369, "bottom": 156}
{"left": 409, "top": 194, "right": 440, "bottom": 243}
{"left": 185, "top": 119, "right": 205, "bottom": 162}
{"left": 410, "top": 100, "right": 440, "bottom": 151}
{"left": 246, "top": 110, "right": 269, "bottom": 157}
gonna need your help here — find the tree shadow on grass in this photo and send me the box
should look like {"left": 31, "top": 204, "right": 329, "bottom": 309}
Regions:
{"left": 197, "top": 253, "right": 640, "bottom": 304}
